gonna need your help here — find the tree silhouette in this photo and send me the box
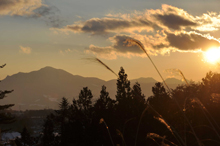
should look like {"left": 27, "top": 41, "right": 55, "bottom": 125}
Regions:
{"left": 114, "top": 67, "right": 138, "bottom": 145}
{"left": 147, "top": 82, "right": 171, "bottom": 114}
{"left": 94, "top": 85, "right": 115, "bottom": 111}
{"left": 131, "top": 82, "right": 146, "bottom": 116}
{"left": 42, "top": 114, "right": 56, "bottom": 146}
{"left": 94, "top": 85, "right": 116, "bottom": 146}
{"left": 115, "top": 67, "right": 133, "bottom": 126}
{"left": 40, "top": 68, "right": 220, "bottom": 146}
{"left": 116, "top": 67, "right": 132, "bottom": 103}
{"left": 56, "top": 97, "right": 70, "bottom": 146}
{"left": 77, "top": 87, "right": 93, "bottom": 111}
{"left": 0, "top": 64, "right": 15, "bottom": 130}
{"left": 21, "top": 127, "right": 31, "bottom": 146}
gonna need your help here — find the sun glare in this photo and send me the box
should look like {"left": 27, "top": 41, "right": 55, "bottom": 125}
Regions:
{"left": 204, "top": 47, "right": 220, "bottom": 64}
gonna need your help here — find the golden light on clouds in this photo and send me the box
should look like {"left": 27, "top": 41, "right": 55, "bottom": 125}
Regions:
{"left": 204, "top": 47, "right": 220, "bottom": 64}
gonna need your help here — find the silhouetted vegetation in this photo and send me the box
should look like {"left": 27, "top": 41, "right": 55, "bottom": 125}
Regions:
{"left": 0, "top": 64, "right": 15, "bottom": 132}
{"left": 38, "top": 67, "right": 220, "bottom": 146}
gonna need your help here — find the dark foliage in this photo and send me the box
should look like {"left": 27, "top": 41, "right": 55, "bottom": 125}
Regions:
{"left": 39, "top": 69, "right": 220, "bottom": 146}
{"left": 0, "top": 64, "right": 15, "bottom": 130}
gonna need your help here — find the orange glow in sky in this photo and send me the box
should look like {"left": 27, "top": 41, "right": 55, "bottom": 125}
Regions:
{"left": 204, "top": 47, "right": 220, "bottom": 64}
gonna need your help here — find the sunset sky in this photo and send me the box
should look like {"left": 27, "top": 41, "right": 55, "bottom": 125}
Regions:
{"left": 1, "top": 0, "right": 220, "bottom": 82}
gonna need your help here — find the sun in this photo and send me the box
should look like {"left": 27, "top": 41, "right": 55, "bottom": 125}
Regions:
{"left": 204, "top": 47, "right": 220, "bottom": 64}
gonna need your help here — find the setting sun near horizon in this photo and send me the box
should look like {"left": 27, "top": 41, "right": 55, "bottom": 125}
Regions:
{"left": 204, "top": 47, "right": 220, "bottom": 64}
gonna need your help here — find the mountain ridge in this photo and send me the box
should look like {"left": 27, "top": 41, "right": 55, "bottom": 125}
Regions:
{"left": 0, "top": 66, "right": 184, "bottom": 110}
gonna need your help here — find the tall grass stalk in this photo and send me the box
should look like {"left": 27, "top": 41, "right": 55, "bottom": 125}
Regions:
{"left": 100, "top": 118, "right": 115, "bottom": 146}
{"left": 127, "top": 39, "right": 202, "bottom": 146}
{"left": 140, "top": 104, "right": 184, "bottom": 146}
{"left": 116, "top": 129, "right": 127, "bottom": 146}
{"left": 179, "top": 69, "right": 220, "bottom": 131}
{"left": 147, "top": 133, "right": 179, "bottom": 146}
{"left": 94, "top": 57, "right": 185, "bottom": 146}
{"left": 95, "top": 58, "right": 118, "bottom": 77}
{"left": 126, "top": 39, "right": 169, "bottom": 91}
{"left": 123, "top": 117, "right": 136, "bottom": 138}
{"left": 131, "top": 84, "right": 184, "bottom": 146}
{"left": 178, "top": 69, "right": 220, "bottom": 140}
{"left": 0, "top": 64, "right": 6, "bottom": 68}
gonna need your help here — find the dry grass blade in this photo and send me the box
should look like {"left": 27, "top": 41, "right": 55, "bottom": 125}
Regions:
{"left": 95, "top": 58, "right": 118, "bottom": 78}
{"left": 127, "top": 38, "right": 201, "bottom": 146}
{"left": 0, "top": 64, "right": 6, "bottom": 68}
{"left": 178, "top": 69, "right": 189, "bottom": 86}
{"left": 135, "top": 104, "right": 184, "bottom": 146}
{"left": 179, "top": 70, "right": 220, "bottom": 139}
{"left": 126, "top": 39, "right": 170, "bottom": 92}
{"left": 147, "top": 133, "right": 178, "bottom": 146}
{"left": 100, "top": 118, "right": 115, "bottom": 146}
{"left": 154, "top": 116, "right": 173, "bottom": 135}
{"left": 116, "top": 129, "right": 127, "bottom": 146}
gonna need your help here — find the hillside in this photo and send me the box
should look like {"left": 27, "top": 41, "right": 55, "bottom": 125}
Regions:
{"left": 0, "top": 67, "right": 184, "bottom": 110}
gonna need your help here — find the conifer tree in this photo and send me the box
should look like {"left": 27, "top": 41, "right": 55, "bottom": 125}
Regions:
{"left": 115, "top": 67, "right": 133, "bottom": 129}
{"left": 94, "top": 85, "right": 115, "bottom": 111}
{"left": 21, "top": 127, "right": 31, "bottom": 146}
{"left": 0, "top": 64, "right": 14, "bottom": 128}
{"left": 77, "top": 87, "right": 93, "bottom": 111}
{"left": 42, "top": 114, "right": 55, "bottom": 146}
{"left": 56, "top": 97, "right": 70, "bottom": 146}
{"left": 147, "top": 82, "right": 171, "bottom": 117}
{"left": 132, "top": 82, "right": 145, "bottom": 103}
{"left": 131, "top": 82, "right": 146, "bottom": 116}
{"left": 116, "top": 67, "right": 132, "bottom": 103}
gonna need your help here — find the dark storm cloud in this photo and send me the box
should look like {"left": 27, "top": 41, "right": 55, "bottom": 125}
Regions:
{"left": 165, "top": 32, "right": 220, "bottom": 51}
{"left": 154, "top": 13, "right": 198, "bottom": 30}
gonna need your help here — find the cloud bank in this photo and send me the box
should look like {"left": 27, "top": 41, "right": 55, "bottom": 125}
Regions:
{"left": 56, "top": 4, "right": 220, "bottom": 59}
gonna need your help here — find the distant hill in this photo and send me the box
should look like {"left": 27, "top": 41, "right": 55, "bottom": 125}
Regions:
{"left": 0, "top": 66, "right": 184, "bottom": 110}
{"left": 165, "top": 78, "right": 183, "bottom": 84}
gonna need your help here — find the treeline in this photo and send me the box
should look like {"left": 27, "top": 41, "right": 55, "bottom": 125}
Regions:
{"left": 38, "top": 68, "right": 220, "bottom": 146}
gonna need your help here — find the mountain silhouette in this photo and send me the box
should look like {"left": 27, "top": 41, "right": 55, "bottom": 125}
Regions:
{"left": 0, "top": 66, "right": 184, "bottom": 110}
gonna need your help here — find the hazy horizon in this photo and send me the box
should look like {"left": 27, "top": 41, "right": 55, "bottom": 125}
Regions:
{"left": 1, "top": 65, "right": 199, "bottom": 83}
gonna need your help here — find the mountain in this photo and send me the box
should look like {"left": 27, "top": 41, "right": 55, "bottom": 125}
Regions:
{"left": 165, "top": 78, "right": 183, "bottom": 84}
{"left": 0, "top": 66, "right": 184, "bottom": 110}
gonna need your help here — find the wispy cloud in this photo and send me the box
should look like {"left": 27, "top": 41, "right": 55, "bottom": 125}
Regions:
{"left": 0, "top": 0, "right": 64, "bottom": 28}
{"left": 0, "top": 0, "right": 43, "bottom": 16}
{"left": 58, "top": 17, "right": 158, "bottom": 35}
{"left": 19, "top": 46, "right": 32, "bottom": 54}
{"left": 59, "top": 49, "right": 73, "bottom": 55}
{"left": 33, "top": 5, "right": 65, "bottom": 28}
